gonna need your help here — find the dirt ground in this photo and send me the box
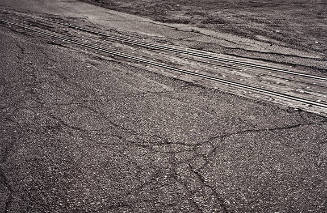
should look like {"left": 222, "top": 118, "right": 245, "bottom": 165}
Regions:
{"left": 80, "top": 0, "right": 327, "bottom": 59}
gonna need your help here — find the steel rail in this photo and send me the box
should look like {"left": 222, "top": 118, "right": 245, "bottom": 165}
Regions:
{"left": 18, "top": 15, "right": 327, "bottom": 81}
{"left": 1, "top": 19, "right": 327, "bottom": 109}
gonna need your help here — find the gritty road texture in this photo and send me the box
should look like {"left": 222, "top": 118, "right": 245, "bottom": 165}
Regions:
{"left": 1, "top": 0, "right": 327, "bottom": 212}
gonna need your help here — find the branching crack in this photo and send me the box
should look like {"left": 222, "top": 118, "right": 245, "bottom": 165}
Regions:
{"left": 189, "top": 164, "right": 229, "bottom": 213}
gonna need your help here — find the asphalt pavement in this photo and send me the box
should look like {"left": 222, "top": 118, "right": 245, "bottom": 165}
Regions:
{"left": 1, "top": 0, "right": 327, "bottom": 212}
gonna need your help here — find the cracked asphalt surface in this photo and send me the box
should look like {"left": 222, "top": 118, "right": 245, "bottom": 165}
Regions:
{"left": 1, "top": 1, "right": 327, "bottom": 212}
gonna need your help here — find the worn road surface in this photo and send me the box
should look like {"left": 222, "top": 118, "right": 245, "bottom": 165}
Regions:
{"left": 1, "top": 0, "right": 327, "bottom": 212}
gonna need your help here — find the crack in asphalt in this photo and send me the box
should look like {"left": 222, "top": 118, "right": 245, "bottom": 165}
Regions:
{"left": 181, "top": 120, "right": 327, "bottom": 175}
{"left": 0, "top": 39, "right": 43, "bottom": 212}
{"left": 15, "top": 42, "right": 26, "bottom": 60}
{"left": 190, "top": 165, "right": 229, "bottom": 213}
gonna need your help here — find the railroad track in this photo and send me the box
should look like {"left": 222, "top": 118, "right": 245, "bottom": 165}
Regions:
{"left": 1, "top": 18, "right": 327, "bottom": 110}
{"left": 2, "top": 10, "right": 327, "bottom": 81}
